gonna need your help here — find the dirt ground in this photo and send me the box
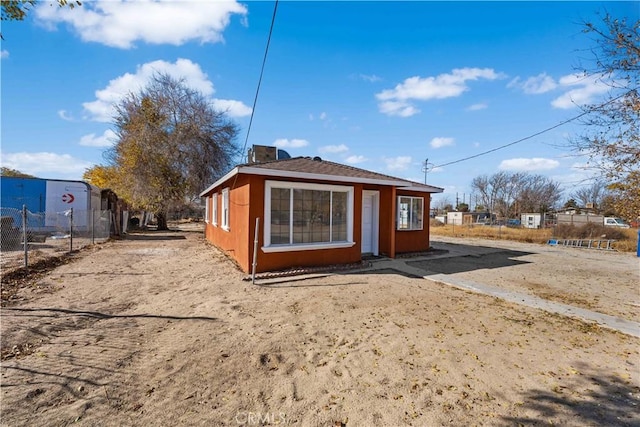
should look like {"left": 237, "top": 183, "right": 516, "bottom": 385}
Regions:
{"left": 1, "top": 228, "right": 638, "bottom": 426}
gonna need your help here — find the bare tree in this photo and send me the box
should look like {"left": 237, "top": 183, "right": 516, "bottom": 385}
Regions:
{"left": 571, "top": 14, "right": 639, "bottom": 220}
{"left": 518, "top": 175, "right": 562, "bottom": 213}
{"left": 471, "top": 172, "right": 522, "bottom": 220}
{"left": 472, "top": 172, "right": 562, "bottom": 220}
{"left": 433, "top": 196, "right": 453, "bottom": 214}
{"left": 571, "top": 180, "right": 609, "bottom": 212}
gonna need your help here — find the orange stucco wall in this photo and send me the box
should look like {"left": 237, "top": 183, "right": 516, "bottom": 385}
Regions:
{"left": 394, "top": 190, "right": 431, "bottom": 254}
{"left": 203, "top": 175, "right": 251, "bottom": 272}
{"left": 203, "top": 174, "right": 434, "bottom": 273}
{"left": 250, "top": 176, "right": 362, "bottom": 273}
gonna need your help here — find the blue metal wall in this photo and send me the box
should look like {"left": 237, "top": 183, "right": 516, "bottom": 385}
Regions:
{"left": 0, "top": 177, "right": 47, "bottom": 212}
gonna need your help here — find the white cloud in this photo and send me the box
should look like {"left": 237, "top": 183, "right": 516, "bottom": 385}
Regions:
{"left": 360, "top": 74, "right": 382, "bottom": 83}
{"left": 430, "top": 137, "right": 455, "bottom": 149}
{"left": 79, "top": 129, "right": 117, "bottom": 147}
{"left": 508, "top": 73, "right": 557, "bottom": 94}
{"left": 378, "top": 100, "right": 419, "bottom": 117}
{"left": 35, "top": 0, "right": 247, "bottom": 49}
{"left": 83, "top": 58, "right": 250, "bottom": 122}
{"left": 58, "top": 110, "right": 74, "bottom": 121}
{"left": 319, "top": 112, "right": 327, "bottom": 120}
{"left": 1, "top": 151, "right": 93, "bottom": 178}
{"left": 319, "top": 144, "right": 348, "bottom": 154}
{"left": 273, "top": 138, "right": 309, "bottom": 149}
{"left": 211, "top": 99, "right": 252, "bottom": 118}
{"left": 376, "top": 68, "right": 504, "bottom": 117}
{"left": 467, "top": 103, "right": 487, "bottom": 111}
{"left": 1, "top": 50, "right": 8, "bottom": 59}
{"left": 499, "top": 157, "right": 560, "bottom": 171}
{"left": 383, "top": 156, "right": 412, "bottom": 171}
{"left": 345, "top": 155, "right": 367, "bottom": 164}
{"left": 551, "top": 73, "right": 610, "bottom": 109}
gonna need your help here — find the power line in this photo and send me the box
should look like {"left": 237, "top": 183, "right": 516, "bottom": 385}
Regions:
{"left": 225, "top": 0, "right": 278, "bottom": 206}
{"left": 432, "top": 92, "right": 629, "bottom": 170}
{"left": 240, "top": 0, "right": 279, "bottom": 161}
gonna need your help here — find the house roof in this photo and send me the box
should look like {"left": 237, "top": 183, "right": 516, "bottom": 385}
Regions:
{"left": 200, "top": 156, "right": 444, "bottom": 197}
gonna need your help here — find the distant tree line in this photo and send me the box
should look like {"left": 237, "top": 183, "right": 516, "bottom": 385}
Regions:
{"left": 470, "top": 172, "right": 562, "bottom": 219}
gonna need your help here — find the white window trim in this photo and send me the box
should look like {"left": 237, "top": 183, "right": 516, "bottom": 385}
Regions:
{"left": 397, "top": 196, "right": 424, "bottom": 231}
{"left": 212, "top": 192, "right": 218, "bottom": 226}
{"left": 221, "top": 188, "right": 230, "bottom": 231}
{"left": 204, "top": 196, "right": 210, "bottom": 223}
{"left": 263, "top": 180, "right": 355, "bottom": 252}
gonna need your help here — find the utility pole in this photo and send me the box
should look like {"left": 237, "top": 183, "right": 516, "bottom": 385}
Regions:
{"left": 422, "top": 158, "right": 432, "bottom": 184}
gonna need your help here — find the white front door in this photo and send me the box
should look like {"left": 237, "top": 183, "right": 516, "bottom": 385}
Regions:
{"left": 361, "top": 191, "right": 379, "bottom": 255}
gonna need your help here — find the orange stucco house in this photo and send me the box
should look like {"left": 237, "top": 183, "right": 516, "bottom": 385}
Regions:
{"left": 199, "top": 156, "right": 443, "bottom": 273}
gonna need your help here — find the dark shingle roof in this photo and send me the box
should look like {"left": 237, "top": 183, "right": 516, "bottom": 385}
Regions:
{"left": 243, "top": 156, "right": 404, "bottom": 181}
{"left": 201, "top": 156, "right": 443, "bottom": 196}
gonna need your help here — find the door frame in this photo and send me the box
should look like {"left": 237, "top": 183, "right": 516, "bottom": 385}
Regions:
{"left": 361, "top": 190, "right": 380, "bottom": 256}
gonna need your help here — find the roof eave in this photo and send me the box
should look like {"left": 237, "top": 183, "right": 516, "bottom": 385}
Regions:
{"left": 401, "top": 185, "right": 444, "bottom": 193}
{"left": 199, "top": 167, "right": 239, "bottom": 197}
{"left": 199, "top": 165, "right": 445, "bottom": 196}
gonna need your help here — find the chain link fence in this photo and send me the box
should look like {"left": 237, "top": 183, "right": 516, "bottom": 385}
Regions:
{"left": 1, "top": 207, "right": 111, "bottom": 272}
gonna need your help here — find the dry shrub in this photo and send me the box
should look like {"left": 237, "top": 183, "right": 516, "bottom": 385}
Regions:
{"left": 429, "top": 218, "right": 445, "bottom": 227}
{"left": 431, "top": 222, "right": 638, "bottom": 252}
{"left": 553, "top": 223, "right": 629, "bottom": 240}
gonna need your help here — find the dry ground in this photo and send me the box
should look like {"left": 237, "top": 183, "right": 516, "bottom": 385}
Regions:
{"left": 1, "top": 229, "right": 638, "bottom": 426}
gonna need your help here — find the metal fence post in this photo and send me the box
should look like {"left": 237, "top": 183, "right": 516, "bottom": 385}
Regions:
{"left": 22, "top": 205, "right": 28, "bottom": 268}
{"left": 91, "top": 209, "right": 95, "bottom": 245}
{"left": 252, "top": 217, "right": 260, "bottom": 285}
{"left": 69, "top": 207, "right": 74, "bottom": 253}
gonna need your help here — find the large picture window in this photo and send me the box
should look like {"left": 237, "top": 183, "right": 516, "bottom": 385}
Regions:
{"left": 264, "top": 181, "right": 354, "bottom": 252}
{"left": 397, "top": 196, "right": 423, "bottom": 230}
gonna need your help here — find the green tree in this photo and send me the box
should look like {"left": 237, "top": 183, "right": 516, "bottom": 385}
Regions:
{"left": 456, "top": 203, "right": 469, "bottom": 212}
{"left": 94, "top": 73, "right": 239, "bottom": 230}
{"left": 572, "top": 14, "right": 639, "bottom": 221}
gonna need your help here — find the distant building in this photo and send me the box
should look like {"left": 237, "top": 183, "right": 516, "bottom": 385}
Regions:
{"left": 521, "top": 213, "right": 542, "bottom": 229}
{"left": 446, "top": 211, "right": 491, "bottom": 225}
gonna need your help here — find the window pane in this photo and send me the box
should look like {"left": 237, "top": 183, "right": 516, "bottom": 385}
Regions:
{"left": 398, "top": 197, "right": 410, "bottom": 230}
{"left": 292, "top": 189, "right": 332, "bottom": 244}
{"left": 332, "top": 191, "right": 347, "bottom": 241}
{"left": 310, "top": 190, "right": 330, "bottom": 243}
{"left": 411, "top": 198, "right": 423, "bottom": 230}
{"left": 270, "top": 188, "right": 290, "bottom": 244}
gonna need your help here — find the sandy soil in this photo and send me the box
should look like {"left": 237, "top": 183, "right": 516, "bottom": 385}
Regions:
{"left": 1, "top": 229, "right": 638, "bottom": 426}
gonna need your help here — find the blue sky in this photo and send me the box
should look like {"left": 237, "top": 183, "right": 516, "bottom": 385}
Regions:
{"left": 1, "top": 1, "right": 638, "bottom": 207}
